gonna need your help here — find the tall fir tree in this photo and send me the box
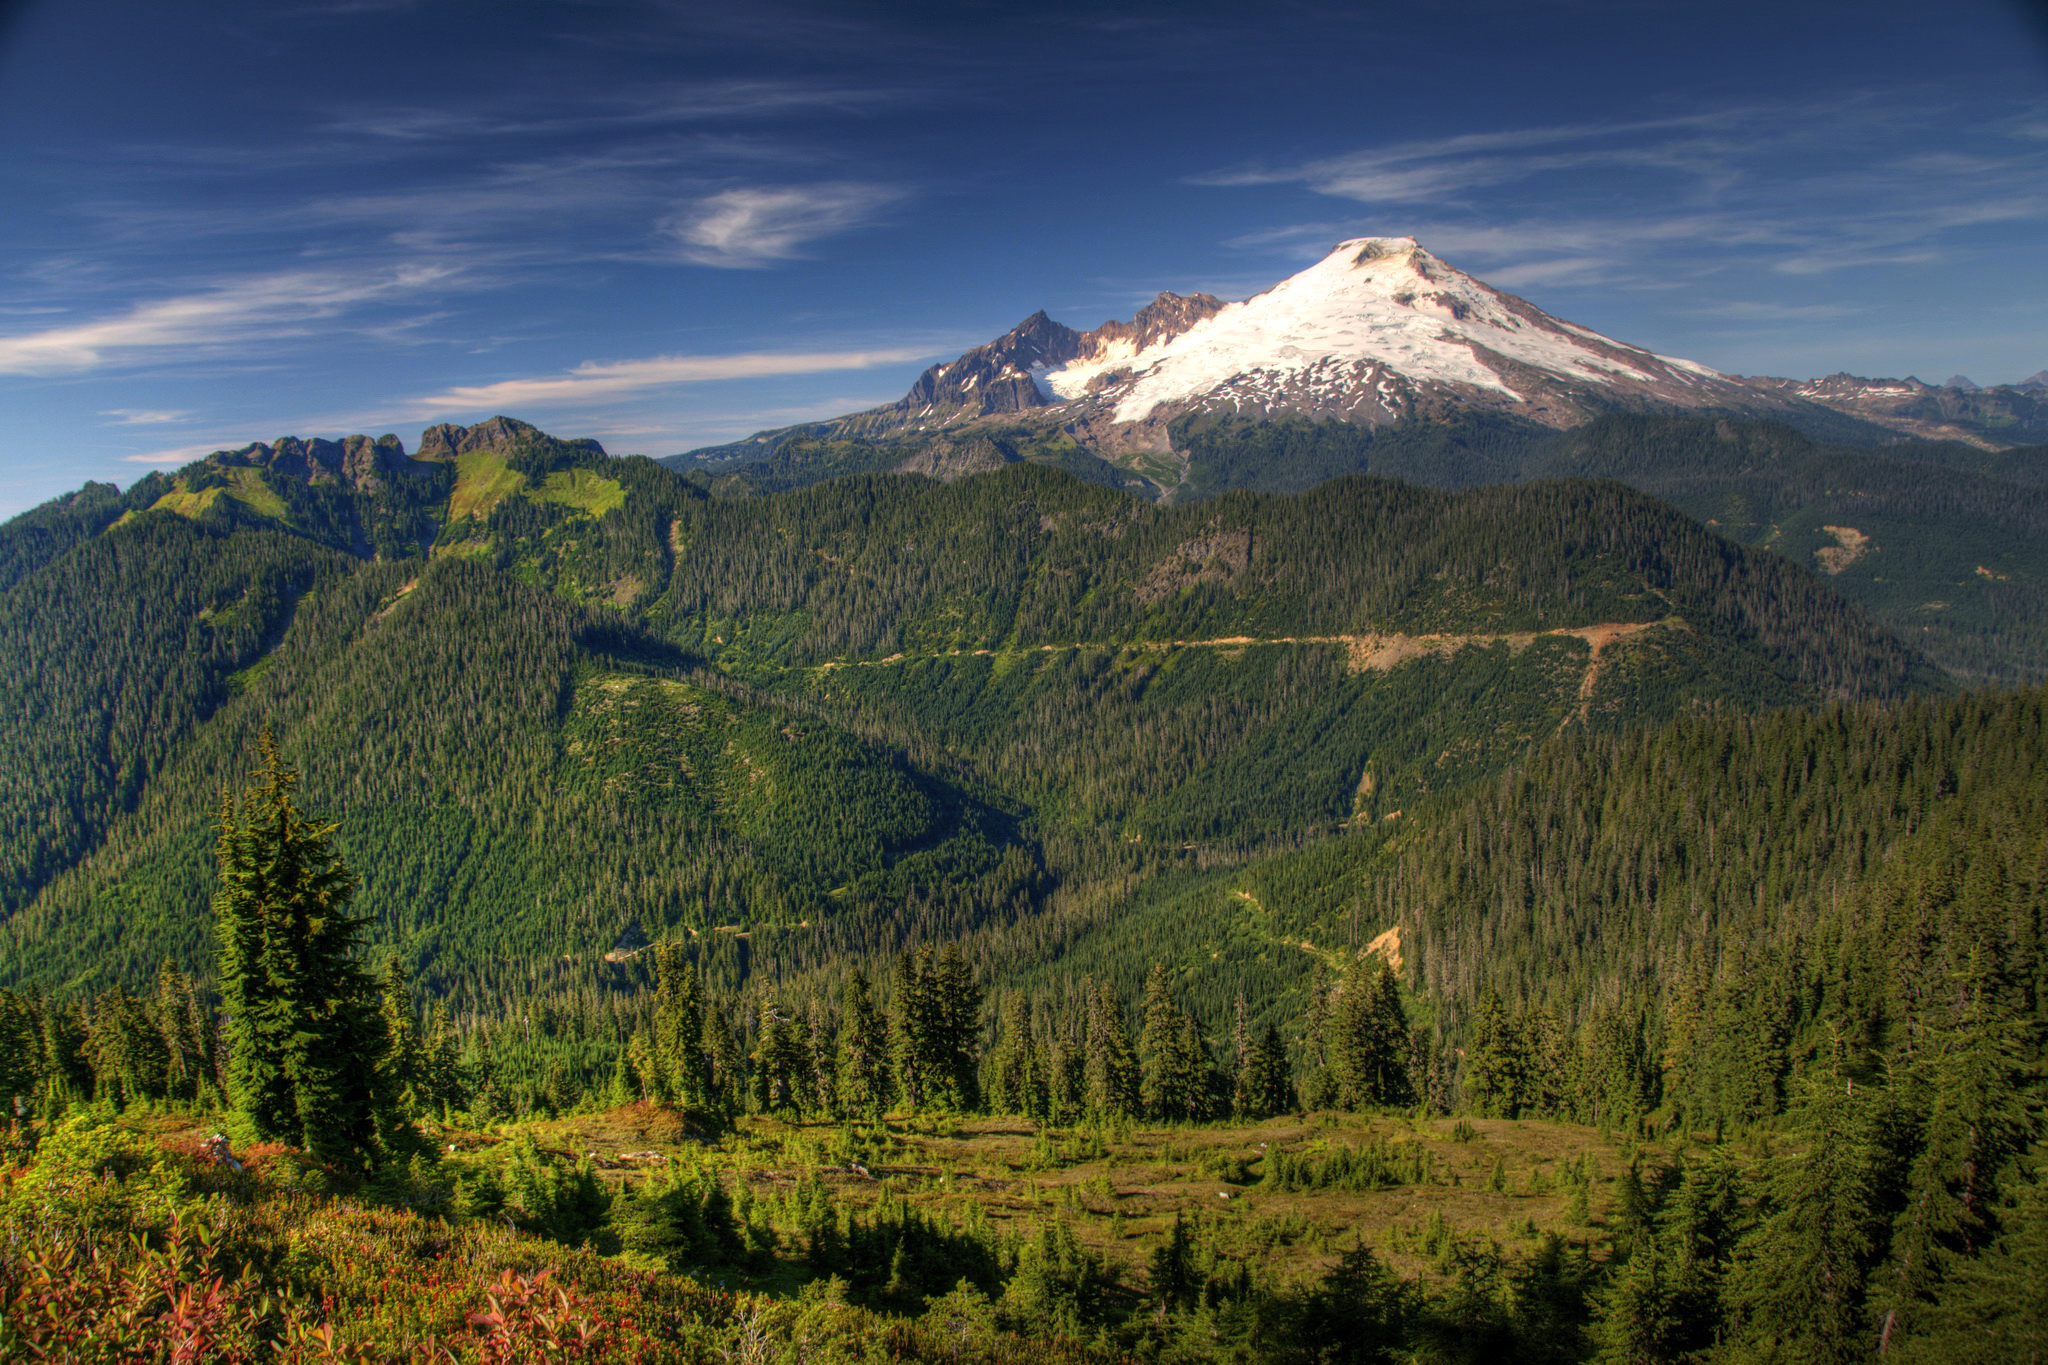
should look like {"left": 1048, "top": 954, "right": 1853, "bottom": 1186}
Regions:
{"left": 1464, "top": 991, "right": 1535, "bottom": 1118}
{"left": 1139, "top": 965, "right": 1209, "bottom": 1121}
{"left": 1721, "top": 1075, "right": 1885, "bottom": 1364}
{"left": 892, "top": 950, "right": 935, "bottom": 1111}
{"left": 932, "top": 944, "right": 984, "bottom": 1112}
{"left": 1236, "top": 1022, "right": 1294, "bottom": 1120}
{"left": 213, "top": 732, "right": 392, "bottom": 1170}
{"left": 1085, "top": 978, "right": 1140, "bottom": 1119}
{"left": 1328, "top": 960, "right": 1413, "bottom": 1110}
{"left": 837, "top": 968, "right": 893, "bottom": 1118}
{"left": 652, "top": 942, "right": 711, "bottom": 1109}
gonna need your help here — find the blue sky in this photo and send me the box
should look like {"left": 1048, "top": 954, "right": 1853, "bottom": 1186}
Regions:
{"left": 2, "top": 0, "right": 2046, "bottom": 515}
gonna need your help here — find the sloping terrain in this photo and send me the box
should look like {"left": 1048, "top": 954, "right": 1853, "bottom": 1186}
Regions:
{"left": 0, "top": 420, "right": 1940, "bottom": 1002}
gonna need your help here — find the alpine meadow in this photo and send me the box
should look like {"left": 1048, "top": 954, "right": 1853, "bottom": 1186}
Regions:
{"left": 2, "top": 4, "right": 2046, "bottom": 1364}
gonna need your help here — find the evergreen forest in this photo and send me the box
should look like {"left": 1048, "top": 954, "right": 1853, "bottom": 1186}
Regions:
{"left": 1, "top": 415, "right": 2041, "bottom": 1363}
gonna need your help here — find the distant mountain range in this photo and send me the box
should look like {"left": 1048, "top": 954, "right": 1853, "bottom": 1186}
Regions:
{"left": 676, "top": 238, "right": 2048, "bottom": 484}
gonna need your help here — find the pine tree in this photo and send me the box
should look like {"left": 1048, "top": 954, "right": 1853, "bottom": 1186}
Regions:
{"left": 652, "top": 942, "right": 710, "bottom": 1108}
{"left": 932, "top": 944, "right": 983, "bottom": 1112}
{"left": 704, "top": 1004, "right": 744, "bottom": 1113}
{"left": 1300, "top": 964, "right": 1338, "bottom": 1111}
{"left": 1329, "top": 960, "right": 1412, "bottom": 1110}
{"left": 1236, "top": 1022, "right": 1294, "bottom": 1119}
{"left": 1592, "top": 1238, "right": 1683, "bottom": 1365}
{"left": 1894, "top": 1161, "right": 2048, "bottom": 1363}
{"left": 1085, "top": 978, "right": 1139, "bottom": 1119}
{"left": 84, "top": 984, "right": 168, "bottom": 1104}
{"left": 892, "top": 951, "right": 933, "bottom": 1112}
{"left": 0, "top": 991, "right": 41, "bottom": 1113}
{"left": 1871, "top": 945, "right": 2037, "bottom": 1349}
{"left": 1721, "top": 1075, "right": 1884, "bottom": 1364}
{"left": 837, "top": 968, "right": 892, "bottom": 1118}
{"left": 375, "top": 957, "right": 429, "bottom": 1147}
{"left": 1139, "top": 965, "right": 1209, "bottom": 1121}
{"left": 749, "top": 1003, "right": 810, "bottom": 1114}
{"left": 1463, "top": 991, "right": 1534, "bottom": 1118}
{"left": 213, "top": 732, "right": 392, "bottom": 1170}
{"left": 990, "top": 995, "right": 1037, "bottom": 1115}
{"left": 1656, "top": 1149, "right": 1746, "bottom": 1358}
{"left": 806, "top": 999, "right": 838, "bottom": 1117}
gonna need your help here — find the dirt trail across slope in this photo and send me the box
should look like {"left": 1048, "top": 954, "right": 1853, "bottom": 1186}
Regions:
{"left": 813, "top": 619, "right": 1679, "bottom": 678}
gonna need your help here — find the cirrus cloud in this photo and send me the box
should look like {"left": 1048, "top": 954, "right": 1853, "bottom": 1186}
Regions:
{"left": 388, "top": 345, "right": 934, "bottom": 419}
{"left": 665, "top": 182, "right": 903, "bottom": 268}
{"left": 0, "top": 265, "right": 461, "bottom": 375}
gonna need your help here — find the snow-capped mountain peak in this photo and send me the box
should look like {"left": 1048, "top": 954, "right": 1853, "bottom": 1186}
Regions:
{"left": 1037, "top": 237, "right": 1730, "bottom": 428}
{"left": 695, "top": 236, "right": 2012, "bottom": 474}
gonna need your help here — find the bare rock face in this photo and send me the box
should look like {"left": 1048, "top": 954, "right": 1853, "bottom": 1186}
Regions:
{"left": 211, "top": 433, "right": 413, "bottom": 491}
{"left": 418, "top": 416, "right": 560, "bottom": 460}
{"left": 1087, "top": 291, "right": 1228, "bottom": 353}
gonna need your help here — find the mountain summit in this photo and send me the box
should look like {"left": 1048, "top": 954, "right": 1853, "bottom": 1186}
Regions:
{"left": 691, "top": 239, "right": 2048, "bottom": 476}
{"left": 699, "top": 238, "right": 1808, "bottom": 466}
{"left": 1029, "top": 237, "right": 1750, "bottom": 440}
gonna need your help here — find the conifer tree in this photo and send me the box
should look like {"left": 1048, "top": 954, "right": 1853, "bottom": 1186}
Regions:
{"left": 375, "top": 957, "right": 429, "bottom": 1137}
{"left": 1464, "top": 991, "right": 1534, "bottom": 1117}
{"left": 149, "top": 962, "right": 214, "bottom": 1103}
{"left": 1139, "top": 965, "right": 1209, "bottom": 1121}
{"left": 805, "top": 999, "right": 838, "bottom": 1116}
{"left": 1045, "top": 1002, "right": 1084, "bottom": 1122}
{"left": 749, "top": 1003, "right": 810, "bottom": 1114}
{"left": 1329, "top": 960, "right": 1412, "bottom": 1110}
{"left": 1656, "top": 1149, "right": 1746, "bottom": 1357}
{"left": 1300, "top": 964, "right": 1338, "bottom": 1110}
{"left": 1236, "top": 1021, "right": 1294, "bottom": 1119}
{"left": 932, "top": 944, "right": 983, "bottom": 1111}
{"left": 0, "top": 991, "right": 40, "bottom": 1113}
{"left": 84, "top": 984, "right": 169, "bottom": 1104}
{"left": 837, "top": 968, "right": 892, "bottom": 1118}
{"left": 1895, "top": 1162, "right": 2048, "bottom": 1362}
{"left": 1721, "top": 1075, "right": 1884, "bottom": 1363}
{"left": 1085, "top": 978, "right": 1140, "bottom": 1119}
{"left": 652, "top": 942, "right": 710, "bottom": 1108}
{"left": 1870, "top": 945, "right": 2036, "bottom": 1348}
{"left": 704, "top": 1004, "right": 744, "bottom": 1113}
{"left": 892, "top": 950, "right": 934, "bottom": 1111}
{"left": 213, "top": 732, "right": 391, "bottom": 1170}
{"left": 990, "top": 995, "right": 1037, "bottom": 1115}
{"left": 420, "top": 1001, "right": 463, "bottom": 1114}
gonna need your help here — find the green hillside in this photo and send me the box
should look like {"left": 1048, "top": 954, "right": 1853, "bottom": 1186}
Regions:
{"left": 0, "top": 418, "right": 1939, "bottom": 1007}
{"left": 676, "top": 412, "right": 2048, "bottom": 683}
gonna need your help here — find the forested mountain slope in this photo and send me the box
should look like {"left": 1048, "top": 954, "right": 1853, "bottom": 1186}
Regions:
{"left": 0, "top": 418, "right": 1939, "bottom": 1005}
{"left": 683, "top": 412, "right": 2048, "bottom": 683}
{"left": 914, "top": 682, "right": 2046, "bottom": 1144}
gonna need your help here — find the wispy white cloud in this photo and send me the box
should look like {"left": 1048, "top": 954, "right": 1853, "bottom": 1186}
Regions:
{"left": 327, "top": 80, "right": 900, "bottom": 143}
{"left": 123, "top": 441, "right": 239, "bottom": 466}
{"left": 100, "top": 408, "right": 193, "bottom": 425}
{"left": 665, "top": 183, "right": 903, "bottom": 268}
{"left": 1205, "top": 96, "right": 2048, "bottom": 291}
{"left": 1195, "top": 114, "right": 1735, "bottom": 204}
{"left": 0, "top": 265, "right": 460, "bottom": 375}
{"left": 388, "top": 346, "right": 934, "bottom": 419}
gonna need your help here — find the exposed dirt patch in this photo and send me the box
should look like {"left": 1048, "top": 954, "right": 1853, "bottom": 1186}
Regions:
{"left": 1366, "top": 924, "right": 1405, "bottom": 975}
{"left": 1813, "top": 525, "right": 1872, "bottom": 575}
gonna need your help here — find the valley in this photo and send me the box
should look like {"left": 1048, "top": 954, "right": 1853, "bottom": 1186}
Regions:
{"left": 1, "top": 279, "right": 2041, "bottom": 1365}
